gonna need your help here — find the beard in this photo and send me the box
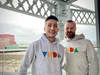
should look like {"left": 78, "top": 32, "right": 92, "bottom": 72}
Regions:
{"left": 66, "top": 31, "right": 75, "bottom": 39}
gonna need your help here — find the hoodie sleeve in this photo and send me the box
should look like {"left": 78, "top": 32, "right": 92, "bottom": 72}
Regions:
{"left": 19, "top": 42, "right": 36, "bottom": 75}
{"left": 60, "top": 47, "right": 65, "bottom": 68}
{"left": 59, "top": 44, "right": 67, "bottom": 75}
{"left": 86, "top": 40, "right": 99, "bottom": 75}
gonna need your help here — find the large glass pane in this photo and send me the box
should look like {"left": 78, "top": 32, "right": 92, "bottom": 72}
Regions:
{"left": 0, "top": 8, "right": 44, "bottom": 75}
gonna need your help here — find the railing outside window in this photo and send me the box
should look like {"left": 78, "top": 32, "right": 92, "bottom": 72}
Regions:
{"left": 0, "top": 47, "right": 100, "bottom": 75}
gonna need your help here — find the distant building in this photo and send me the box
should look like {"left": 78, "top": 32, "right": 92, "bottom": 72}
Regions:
{"left": 5, "top": 44, "right": 29, "bottom": 49}
{"left": 0, "top": 34, "right": 16, "bottom": 49}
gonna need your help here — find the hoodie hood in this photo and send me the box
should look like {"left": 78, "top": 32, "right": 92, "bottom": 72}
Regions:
{"left": 41, "top": 33, "right": 59, "bottom": 44}
{"left": 67, "top": 33, "right": 85, "bottom": 41}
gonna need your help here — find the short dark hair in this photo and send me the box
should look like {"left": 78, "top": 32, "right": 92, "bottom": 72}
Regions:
{"left": 66, "top": 20, "right": 76, "bottom": 26}
{"left": 67, "top": 20, "right": 74, "bottom": 22}
{"left": 45, "top": 15, "right": 59, "bottom": 22}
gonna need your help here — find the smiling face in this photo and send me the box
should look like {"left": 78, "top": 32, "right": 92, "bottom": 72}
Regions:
{"left": 64, "top": 21, "right": 76, "bottom": 39}
{"left": 44, "top": 19, "right": 59, "bottom": 39}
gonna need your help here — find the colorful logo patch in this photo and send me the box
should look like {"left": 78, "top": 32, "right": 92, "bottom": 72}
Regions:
{"left": 64, "top": 47, "right": 79, "bottom": 53}
{"left": 42, "top": 51, "right": 61, "bottom": 58}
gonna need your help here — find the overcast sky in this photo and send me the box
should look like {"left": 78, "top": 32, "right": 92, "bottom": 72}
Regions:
{"left": 0, "top": 8, "right": 45, "bottom": 44}
{"left": 0, "top": 0, "right": 96, "bottom": 44}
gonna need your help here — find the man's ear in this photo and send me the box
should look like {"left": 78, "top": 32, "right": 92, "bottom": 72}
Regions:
{"left": 75, "top": 27, "right": 77, "bottom": 31}
{"left": 58, "top": 28, "right": 59, "bottom": 31}
{"left": 44, "top": 27, "right": 45, "bottom": 31}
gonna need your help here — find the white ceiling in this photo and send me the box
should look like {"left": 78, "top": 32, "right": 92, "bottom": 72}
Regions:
{"left": 72, "top": 0, "right": 95, "bottom": 11}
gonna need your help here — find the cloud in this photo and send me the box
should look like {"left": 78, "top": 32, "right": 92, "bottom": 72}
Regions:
{"left": 0, "top": 8, "right": 45, "bottom": 44}
{"left": 76, "top": 24, "right": 96, "bottom": 43}
{"left": 0, "top": 22, "right": 43, "bottom": 44}
{"left": 0, "top": 23, "right": 21, "bottom": 33}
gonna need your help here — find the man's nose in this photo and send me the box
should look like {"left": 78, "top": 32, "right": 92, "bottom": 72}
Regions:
{"left": 68, "top": 28, "right": 71, "bottom": 31}
{"left": 51, "top": 26, "right": 54, "bottom": 30}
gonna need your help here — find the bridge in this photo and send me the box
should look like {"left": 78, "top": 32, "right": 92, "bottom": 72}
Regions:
{"left": 0, "top": 0, "right": 100, "bottom": 75}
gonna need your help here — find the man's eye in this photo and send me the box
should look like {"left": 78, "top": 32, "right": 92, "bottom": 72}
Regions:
{"left": 67, "top": 28, "right": 69, "bottom": 29}
{"left": 54, "top": 24, "right": 58, "bottom": 27}
{"left": 54, "top": 25, "right": 57, "bottom": 27}
{"left": 48, "top": 24, "right": 51, "bottom": 27}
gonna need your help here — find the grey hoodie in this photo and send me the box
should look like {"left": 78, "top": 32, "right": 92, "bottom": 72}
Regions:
{"left": 19, "top": 34, "right": 64, "bottom": 75}
{"left": 60, "top": 34, "right": 99, "bottom": 75}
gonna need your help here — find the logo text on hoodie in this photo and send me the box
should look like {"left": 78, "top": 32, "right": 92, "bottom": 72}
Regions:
{"left": 64, "top": 47, "right": 79, "bottom": 53}
{"left": 42, "top": 51, "right": 61, "bottom": 58}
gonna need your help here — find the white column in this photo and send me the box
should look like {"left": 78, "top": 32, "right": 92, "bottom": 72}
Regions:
{"left": 56, "top": 2, "right": 72, "bottom": 40}
{"left": 95, "top": 0, "right": 100, "bottom": 75}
